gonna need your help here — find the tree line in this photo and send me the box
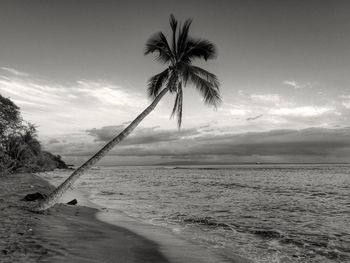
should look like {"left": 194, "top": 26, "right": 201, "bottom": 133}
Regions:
{"left": 0, "top": 94, "right": 67, "bottom": 175}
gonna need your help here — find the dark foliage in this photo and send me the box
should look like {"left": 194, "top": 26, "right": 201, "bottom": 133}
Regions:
{"left": 0, "top": 94, "right": 22, "bottom": 144}
{"left": 0, "top": 95, "right": 68, "bottom": 175}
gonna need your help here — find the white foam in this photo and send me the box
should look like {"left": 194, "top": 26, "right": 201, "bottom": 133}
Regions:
{"left": 97, "top": 210, "right": 251, "bottom": 263}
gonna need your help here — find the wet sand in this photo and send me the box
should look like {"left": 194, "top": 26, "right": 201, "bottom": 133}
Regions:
{"left": 0, "top": 173, "right": 251, "bottom": 263}
{"left": 0, "top": 173, "right": 169, "bottom": 263}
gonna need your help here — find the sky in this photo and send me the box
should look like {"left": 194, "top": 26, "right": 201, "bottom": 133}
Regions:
{"left": 1, "top": 0, "right": 350, "bottom": 165}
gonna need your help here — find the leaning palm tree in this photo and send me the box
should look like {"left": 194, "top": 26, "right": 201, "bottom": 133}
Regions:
{"left": 32, "top": 15, "right": 221, "bottom": 212}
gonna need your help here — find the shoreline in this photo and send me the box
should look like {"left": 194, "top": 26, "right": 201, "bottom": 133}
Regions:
{"left": 97, "top": 210, "right": 250, "bottom": 263}
{"left": 1, "top": 172, "right": 251, "bottom": 262}
{"left": 0, "top": 173, "right": 168, "bottom": 262}
{"left": 37, "top": 170, "right": 252, "bottom": 263}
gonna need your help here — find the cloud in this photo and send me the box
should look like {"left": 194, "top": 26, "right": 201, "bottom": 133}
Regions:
{"left": 219, "top": 103, "right": 251, "bottom": 117}
{"left": 342, "top": 102, "right": 350, "bottom": 109}
{"left": 47, "top": 138, "right": 60, "bottom": 144}
{"left": 2, "top": 67, "right": 350, "bottom": 164}
{"left": 269, "top": 106, "right": 333, "bottom": 117}
{"left": 105, "top": 127, "right": 350, "bottom": 164}
{"left": 86, "top": 125, "right": 201, "bottom": 145}
{"left": 340, "top": 95, "right": 350, "bottom": 109}
{"left": 0, "top": 67, "right": 149, "bottom": 135}
{"left": 220, "top": 94, "right": 336, "bottom": 129}
{"left": 229, "top": 108, "right": 250, "bottom": 116}
{"left": 45, "top": 125, "right": 350, "bottom": 164}
{"left": 246, "top": 114, "right": 263, "bottom": 121}
{"left": 250, "top": 94, "right": 281, "bottom": 104}
{"left": 86, "top": 125, "right": 125, "bottom": 141}
{"left": 283, "top": 80, "right": 313, "bottom": 89}
{"left": 75, "top": 80, "right": 144, "bottom": 107}
{"left": 1, "top": 67, "right": 29, "bottom": 77}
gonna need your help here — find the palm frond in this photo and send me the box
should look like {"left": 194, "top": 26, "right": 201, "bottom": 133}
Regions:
{"left": 188, "top": 71, "right": 221, "bottom": 107}
{"left": 177, "top": 18, "right": 193, "bottom": 57}
{"left": 147, "top": 69, "right": 169, "bottom": 98}
{"left": 169, "top": 14, "right": 178, "bottom": 56}
{"left": 190, "top": 66, "right": 220, "bottom": 88}
{"left": 181, "top": 38, "right": 216, "bottom": 63}
{"left": 144, "top": 32, "right": 174, "bottom": 63}
{"left": 176, "top": 62, "right": 191, "bottom": 85}
{"left": 166, "top": 70, "right": 179, "bottom": 93}
{"left": 170, "top": 84, "right": 183, "bottom": 128}
{"left": 178, "top": 63, "right": 219, "bottom": 89}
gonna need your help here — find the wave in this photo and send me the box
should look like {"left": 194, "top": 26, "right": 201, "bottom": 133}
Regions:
{"left": 180, "top": 216, "right": 284, "bottom": 240}
{"left": 204, "top": 181, "right": 261, "bottom": 190}
{"left": 280, "top": 237, "right": 348, "bottom": 261}
{"left": 181, "top": 216, "right": 348, "bottom": 261}
{"left": 99, "top": 191, "right": 116, "bottom": 196}
{"left": 183, "top": 217, "right": 234, "bottom": 229}
{"left": 173, "top": 167, "right": 226, "bottom": 170}
{"left": 251, "top": 229, "right": 284, "bottom": 239}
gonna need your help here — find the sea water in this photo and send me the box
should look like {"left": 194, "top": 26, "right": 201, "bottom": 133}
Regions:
{"left": 40, "top": 164, "right": 350, "bottom": 263}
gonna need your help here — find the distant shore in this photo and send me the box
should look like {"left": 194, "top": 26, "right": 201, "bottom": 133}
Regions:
{"left": 1, "top": 173, "right": 250, "bottom": 263}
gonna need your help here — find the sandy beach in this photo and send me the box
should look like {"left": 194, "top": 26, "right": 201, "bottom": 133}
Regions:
{"left": 0, "top": 173, "right": 170, "bottom": 262}
{"left": 0, "top": 173, "right": 250, "bottom": 263}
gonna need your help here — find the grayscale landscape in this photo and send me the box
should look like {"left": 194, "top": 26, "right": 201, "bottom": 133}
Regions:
{"left": 0, "top": 1, "right": 349, "bottom": 262}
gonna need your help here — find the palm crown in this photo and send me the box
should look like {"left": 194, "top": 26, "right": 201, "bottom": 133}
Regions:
{"left": 145, "top": 14, "right": 221, "bottom": 128}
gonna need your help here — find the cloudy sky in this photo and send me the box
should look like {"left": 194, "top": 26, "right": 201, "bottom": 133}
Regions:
{"left": 1, "top": 0, "right": 350, "bottom": 165}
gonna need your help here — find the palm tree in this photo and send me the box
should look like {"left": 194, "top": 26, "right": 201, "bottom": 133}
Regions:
{"left": 32, "top": 15, "right": 221, "bottom": 212}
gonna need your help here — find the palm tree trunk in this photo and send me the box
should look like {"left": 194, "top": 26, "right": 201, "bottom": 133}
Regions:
{"left": 32, "top": 88, "right": 169, "bottom": 212}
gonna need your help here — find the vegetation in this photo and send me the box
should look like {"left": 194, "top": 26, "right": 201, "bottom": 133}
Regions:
{"left": 0, "top": 95, "right": 67, "bottom": 175}
{"left": 33, "top": 15, "right": 220, "bottom": 211}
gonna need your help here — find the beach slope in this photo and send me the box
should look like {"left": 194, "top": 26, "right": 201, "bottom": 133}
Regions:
{"left": 0, "top": 173, "right": 169, "bottom": 263}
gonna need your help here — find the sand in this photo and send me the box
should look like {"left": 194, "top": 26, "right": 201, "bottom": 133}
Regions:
{"left": 0, "top": 173, "right": 251, "bottom": 263}
{"left": 0, "top": 173, "right": 169, "bottom": 262}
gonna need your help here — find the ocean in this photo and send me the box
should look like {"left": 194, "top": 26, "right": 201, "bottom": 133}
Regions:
{"left": 39, "top": 164, "right": 350, "bottom": 263}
